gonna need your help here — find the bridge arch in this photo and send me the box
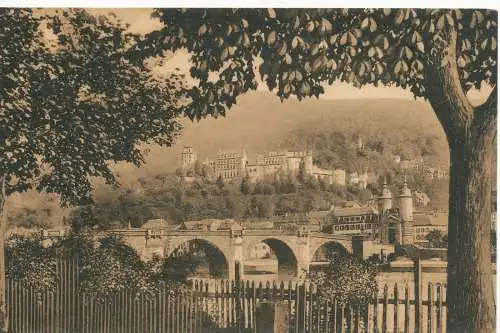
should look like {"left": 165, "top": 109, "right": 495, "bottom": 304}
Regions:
{"left": 243, "top": 237, "right": 299, "bottom": 279}
{"left": 164, "top": 238, "right": 230, "bottom": 279}
{"left": 309, "top": 239, "right": 351, "bottom": 266}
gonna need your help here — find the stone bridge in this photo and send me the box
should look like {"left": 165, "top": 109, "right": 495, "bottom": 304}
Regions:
{"left": 92, "top": 227, "right": 369, "bottom": 280}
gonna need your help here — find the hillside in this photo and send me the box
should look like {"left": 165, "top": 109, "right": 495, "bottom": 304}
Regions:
{"left": 113, "top": 92, "right": 449, "bottom": 185}
{"left": 6, "top": 92, "right": 474, "bottom": 230}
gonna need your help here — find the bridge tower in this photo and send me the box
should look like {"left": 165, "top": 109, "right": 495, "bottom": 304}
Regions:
{"left": 377, "top": 181, "right": 393, "bottom": 213}
{"left": 376, "top": 181, "right": 393, "bottom": 244}
{"left": 397, "top": 179, "right": 415, "bottom": 245}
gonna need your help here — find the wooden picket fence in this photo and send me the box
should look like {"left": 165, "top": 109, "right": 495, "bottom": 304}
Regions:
{"left": 5, "top": 260, "right": 447, "bottom": 333}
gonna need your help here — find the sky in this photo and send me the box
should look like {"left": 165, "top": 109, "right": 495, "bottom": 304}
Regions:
{"left": 88, "top": 8, "right": 491, "bottom": 102}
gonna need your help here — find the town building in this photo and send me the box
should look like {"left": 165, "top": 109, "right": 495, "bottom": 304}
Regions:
{"left": 333, "top": 169, "right": 346, "bottom": 186}
{"left": 348, "top": 171, "right": 359, "bottom": 185}
{"left": 311, "top": 165, "right": 333, "bottom": 184}
{"left": 414, "top": 191, "right": 431, "bottom": 207}
{"left": 359, "top": 171, "right": 369, "bottom": 190}
{"left": 413, "top": 212, "right": 448, "bottom": 241}
{"left": 424, "top": 167, "right": 449, "bottom": 180}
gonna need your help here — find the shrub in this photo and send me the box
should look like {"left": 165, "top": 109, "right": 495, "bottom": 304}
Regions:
{"left": 310, "top": 252, "right": 378, "bottom": 307}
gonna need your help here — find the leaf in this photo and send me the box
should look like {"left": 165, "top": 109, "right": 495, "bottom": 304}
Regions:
{"left": 368, "top": 47, "right": 376, "bottom": 57}
{"left": 243, "top": 33, "right": 250, "bottom": 47}
{"left": 369, "top": 18, "right": 378, "bottom": 32}
{"left": 491, "top": 37, "right": 497, "bottom": 50}
{"left": 352, "top": 29, "right": 362, "bottom": 38}
{"left": 361, "top": 17, "right": 370, "bottom": 30}
{"left": 394, "top": 61, "right": 402, "bottom": 74}
{"left": 383, "top": 8, "right": 391, "bottom": 16}
{"left": 267, "top": 8, "right": 276, "bottom": 19}
{"left": 311, "top": 43, "right": 320, "bottom": 56}
{"left": 376, "top": 63, "right": 384, "bottom": 75}
{"left": 348, "top": 32, "right": 358, "bottom": 46}
{"left": 329, "top": 59, "right": 337, "bottom": 70}
{"left": 436, "top": 15, "right": 446, "bottom": 30}
{"left": 394, "top": 10, "right": 405, "bottom": 25}
{"left": 198, "top": 24, "right": 207, "bottom": 36}
{"left": 241, "top": 19, "right": 248, "bottom": 28}
{"left": 267, "top": 31, "right": 277, "bottom": 46}
{"left": 284, "top": 84, "right": 291, "bottom": 94}
{"left": 404, "top": 47, "right": 413, "bottom": 59}
{"left": 320, "top": 18, "right": 332, "bottom": 32}
{"left": 278, "top": 42, "right": 288, "bottom": 56}
{"left": 300, "top": 82, "right": 311, "bottom": 95}
{"left": 285, "top": 53, "right": 292, "bottom": 65}
{"left": 312, "top": 57, "right": 323, "bottom": 72}
{"left": 295, "top": 70, "right": 303, "bottom": 81}
{"left": 340, "top": 32, "right": 348, "bottom": 45}
{"left": 292, "top": 36, "right": 299, "bottom": 49}
{"left": 307, "top": 21, "right": 315, "bottom": 32}
{"left": 457, "top": 56, "right": 466, "bottom": 68}
{"left": 358, "top": 62, "right": 366, "bottom": 76}
{"left": 416, "top": 42, "right": 425, "bottom": 53}
{"left": 481, "top": 38, "right": 488, "bottom": 50}
{"left": 293, "top": 16, "right": 301, "bottom": 29}
{"left": 411, "top": 31, "right": 422, "bottom": 43}
{"left": 220, "top": 48, "right": 229, "bottom": 61}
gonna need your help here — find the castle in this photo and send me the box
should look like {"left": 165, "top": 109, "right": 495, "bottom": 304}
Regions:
{"left": 180, "top": 146, "right": 350, "bottom": 187}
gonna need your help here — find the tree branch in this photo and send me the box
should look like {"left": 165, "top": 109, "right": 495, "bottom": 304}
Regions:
{"left": 424, "top": 26, "right": 475, "bottom": 142}
{"left": 472, "top": 85, "right": 497, "bottom": 142}
{"left": 476, "top": 85, "right": 497, "bottom": 116}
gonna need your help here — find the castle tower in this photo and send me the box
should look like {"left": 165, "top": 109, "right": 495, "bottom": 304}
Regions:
{"left": 304, "top": 148, "right": 313, "bottom": 175}
{"left": 377, "top": 181, "right": 392, "bottom": 214}
{"left": 180, "top": 146, "right": 197, "bottom": 170}
{"left": 398, "top": 178, "right": 415, "bottom": 244}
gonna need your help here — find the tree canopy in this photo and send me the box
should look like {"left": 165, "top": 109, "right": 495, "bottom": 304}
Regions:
{"left": 1, "top": 9, "right": 184, "bottom": 206}
{"left": 133, "top": 9, "right": 496, "bottom": 121}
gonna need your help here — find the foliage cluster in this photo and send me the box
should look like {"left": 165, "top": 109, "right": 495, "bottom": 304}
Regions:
{"left": 5, "top": 232, "right": 190, "bottom": 299}
{"left": 309, "top": 251, "right": 378, "bottom": 306}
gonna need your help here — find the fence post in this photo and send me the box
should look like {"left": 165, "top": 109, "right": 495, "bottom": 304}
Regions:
{"left": 256, "top": 301, "right": 290, "bottom": 333}
{"left": 235, "top": 261, "right": 242, "bottom": 329}
{"left": 414, "top": 257, "right": 422, "bottom": 333}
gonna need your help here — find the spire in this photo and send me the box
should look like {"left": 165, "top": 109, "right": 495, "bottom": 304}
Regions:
{"left": 400, "top": 177, "right": 412, "bottom": 197}
{"left": 379, "top": 180, "right": 392, "bottom": 199}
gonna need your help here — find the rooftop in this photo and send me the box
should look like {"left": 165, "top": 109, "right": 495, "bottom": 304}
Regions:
{"left": 141, "top": 218, "right": 170, "bottom": 230}
{"left": 332, "top": 205, "right": 378, "bottom": 217}
{"left": 413, "top": 212, "right": 448, "bottom": 226}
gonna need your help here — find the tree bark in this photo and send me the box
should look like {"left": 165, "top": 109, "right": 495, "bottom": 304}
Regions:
{"left": 0, "top": 175, "right": 8, "bottom": 333}
{"left": 424, "top": 26, "right": 497, "bottom": 333}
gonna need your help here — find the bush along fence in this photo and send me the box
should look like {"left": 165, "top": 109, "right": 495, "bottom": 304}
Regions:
{"left": 5, "top": 259, "right": 448, "bottom": 333}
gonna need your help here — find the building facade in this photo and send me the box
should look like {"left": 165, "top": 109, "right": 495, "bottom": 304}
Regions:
{"left": 212, "top": 150, "right": 248, "bottom": 180}
{"left": 180, "top": 146, "right": 197, "bottom": 170}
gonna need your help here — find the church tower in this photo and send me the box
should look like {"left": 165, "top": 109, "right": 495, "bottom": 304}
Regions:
{"left": 397, "top": 178, "right": 415, "bottom": 244}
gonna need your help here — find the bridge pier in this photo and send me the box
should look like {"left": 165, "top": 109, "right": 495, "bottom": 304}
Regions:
{"left": 229, "top": 235, "right": 244, "bottom": 280}
{"left": 296, "top": 228, "right": 311, "bottom": 278}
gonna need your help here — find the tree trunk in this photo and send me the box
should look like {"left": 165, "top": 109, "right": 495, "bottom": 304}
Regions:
{"left": 447, "top": 129, "right": 496, "bottom": 333}
{"left": 0, "top": 175, "right": 8, "bottom": 333}
{"left": 423, "top": 23, "right": 497, "bottom": 333}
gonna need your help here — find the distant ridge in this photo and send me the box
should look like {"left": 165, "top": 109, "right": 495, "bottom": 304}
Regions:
{"left": 113, "top": 91, "right": 448, "bottom": 185}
